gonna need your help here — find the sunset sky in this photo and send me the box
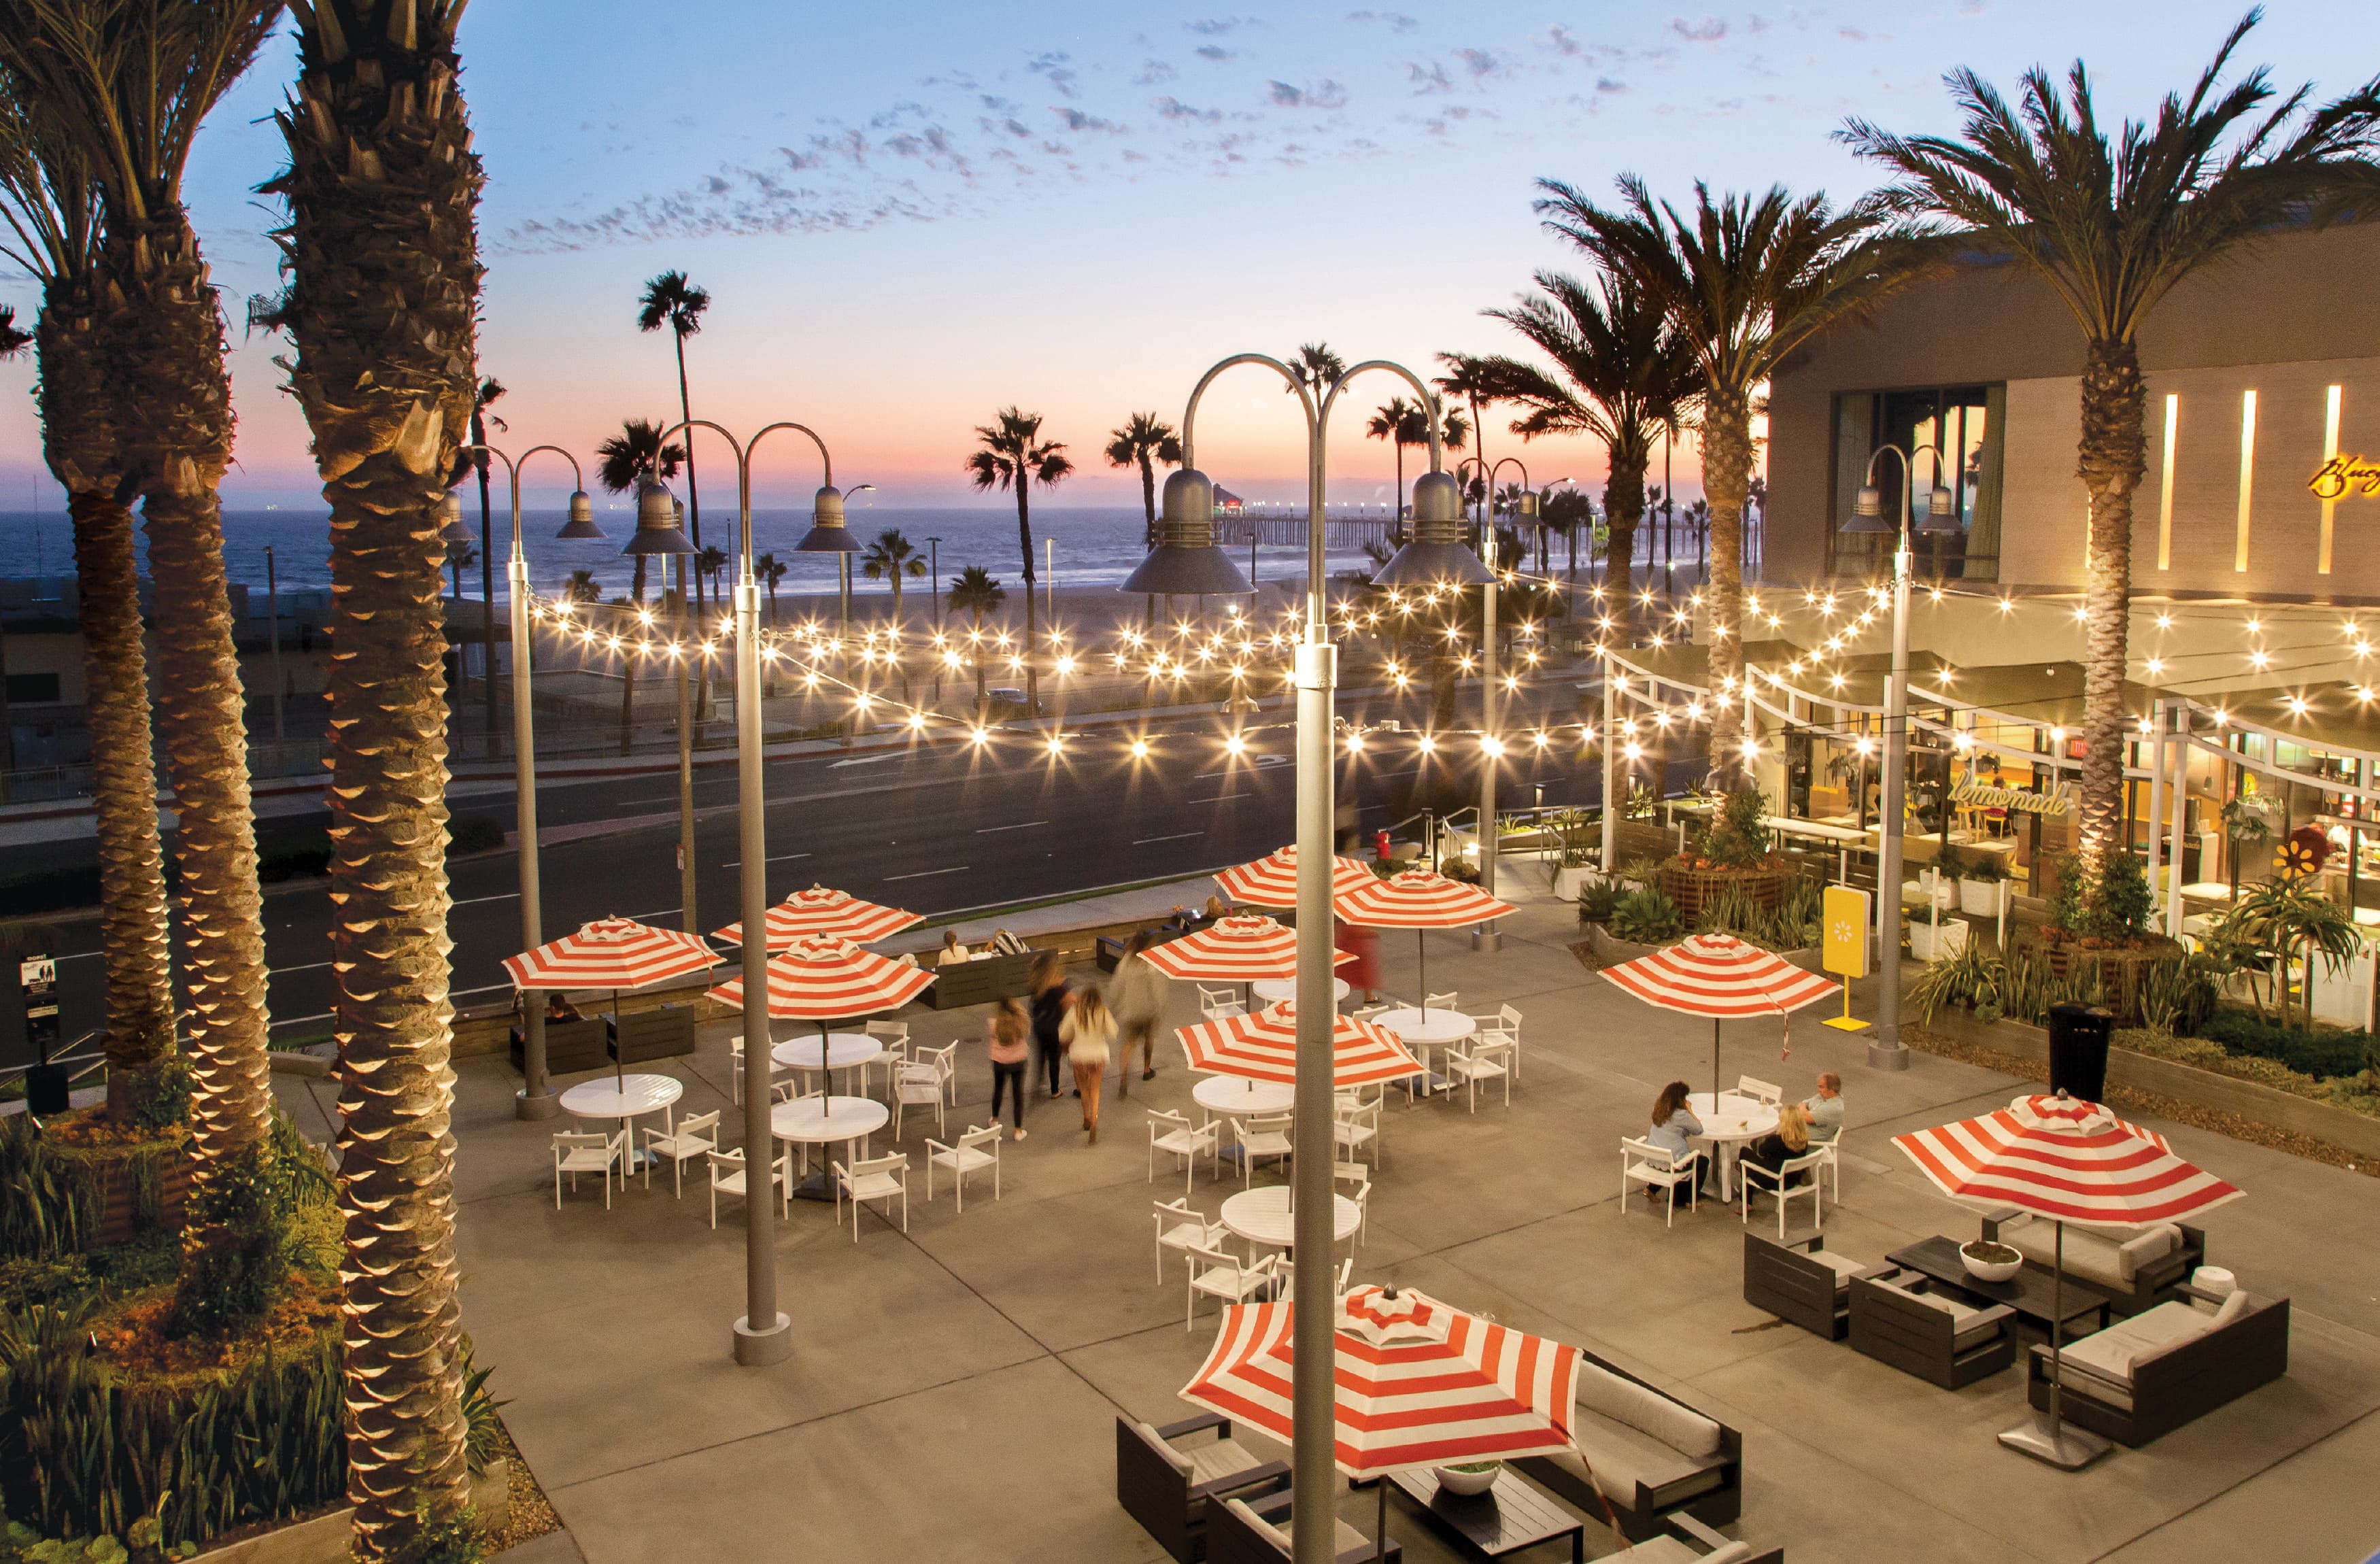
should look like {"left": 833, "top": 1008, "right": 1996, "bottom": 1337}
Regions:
{"left": 0, "top": 2, "right": 2357, "bottom": 515}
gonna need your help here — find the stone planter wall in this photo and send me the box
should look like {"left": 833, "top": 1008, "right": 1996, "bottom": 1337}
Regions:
{"left": 1584, "top": 921, "right": 1822, "bottom": 972}
{"left": 186, "top": 1461, "right": 513, "bottom": 1564}
{"left": 1659, "top": 862, "right": 1788, "bottom": 919}
{"left": 2011, "top": 928, "right": 2183, "bottom": 1025}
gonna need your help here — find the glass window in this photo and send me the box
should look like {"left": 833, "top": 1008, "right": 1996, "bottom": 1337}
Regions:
{"left": 1829, "top": 386, "right": 2003, "bottom": 581}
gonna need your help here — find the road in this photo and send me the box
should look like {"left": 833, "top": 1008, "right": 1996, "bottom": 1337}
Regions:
{"left": 18, "top": 681, "right": 1644, "bottom": 1054}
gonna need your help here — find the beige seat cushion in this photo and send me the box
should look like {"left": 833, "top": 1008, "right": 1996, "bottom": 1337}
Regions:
{"left": 1576, "top": 1362, "right": 1723, "bottom": 1458}
{"left": 2001, "top": 1216, "right": 2180, "bottom": 1288}
{"left": 1240, "top": 1503, "right": 1374, "bottom": 1558}
{"left": 1184, "top": 1435, "right": 1265, "bottom": 1490}
{"left": 1136, "top": 1422, "right": 1193, "bottom": 1478}
{"left": 1877, "top": 1274, "right": 2001, "bottom": 1350}
{"left": 1547, "top": 1407, "right": 1725, "bottom": 1505}
{"left": 1809, "top": 1249, "right": 1870, "bottom": 1289}
{"left": 2058, "top": 1300, "right": 2209, "bottom": 1386}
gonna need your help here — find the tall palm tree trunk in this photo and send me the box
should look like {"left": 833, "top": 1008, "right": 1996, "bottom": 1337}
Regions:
{"left": 107, "top": 210, "right": 271, "bottom": 1170}
{"left": 2078, "top": 338, "right": 2145, "bottom": 866}
{"left": 1699, "top": 389, "right": 1752, "bottom": 771}
{"left": 1602, "top": 454, "right": 1646, "bottom": 643}
{"left": 674, "top": 334, "right": 709, "bottom": 720}
{"left": 275, "top": 8, "right": 480, "bottom": 1549}
{"left": 38, "top": 298, "right": 175, "bottom": 1105}
{"left": 1138, "top": 452, "right": 1159, "bottom": 629}
{"left": 619, "top": 558, "right": 646, "bottom": 754}
{"left": 1016, "top": 491, "right": 1038, "bottom": 712}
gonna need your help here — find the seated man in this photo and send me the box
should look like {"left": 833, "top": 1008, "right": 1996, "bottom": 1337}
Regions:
{"left": 1803, "top": 1072, "right": 1843, "bottom": 1144}
{"left": 547, "top": 992, "right": 585, "bottom": 1023}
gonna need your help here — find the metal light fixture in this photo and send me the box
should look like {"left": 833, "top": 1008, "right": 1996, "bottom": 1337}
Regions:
{"left": 795, "top": 484, "right": 862, "bottom": 554}
{"left": 1915, "top": 481, "right": 1962, "bottom": 534}
{"left": 555, "top": 490, "right": 603, "bottom": 539}
{"left": 1121, "top": 468, "right": 1255, "bottom": 595}
{"left": 622, "top": 478, "right": 695, "bottom": 555}
{"left": 1372, "top": 469, "right": 1491, "bottom": 585}
{"left": 438, "top": 489, "right": 471, "bottom": 543}
{"left": 1842, "top": 482, "right": 1895, "bottom": 534}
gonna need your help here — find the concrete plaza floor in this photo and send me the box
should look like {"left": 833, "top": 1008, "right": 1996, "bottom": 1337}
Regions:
{"left": 275, "top": 885, "right": 2380, "bottom": 1563}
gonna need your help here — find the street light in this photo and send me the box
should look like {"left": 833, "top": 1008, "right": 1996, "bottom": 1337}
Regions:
{"left": 656, "top": 415, "right": 837, "bottom": 1369}
{"left": 1848, "top": 441, "right": 1948, "bottom": 1073}
{"left": 1128, "top": 353, "right": 1474, "bottom": 1564}
{"left": 460, "top": 443, "right": 594, "bottom": 1120}
{"left": 1452, "top": 455, "right": 1532, "bottom": 948}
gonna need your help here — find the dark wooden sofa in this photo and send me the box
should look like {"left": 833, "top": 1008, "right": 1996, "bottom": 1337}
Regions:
{"left": 1848, "top": 1266, "right": 2016, "bottom": 1389}
{"left": 921, "top": 950, "right": 1034, "bottom": 1009}
{"left": 1117, "top": 1414, "right": 1289, "bottom": 1563}
{"left": 1743, "top": 1232, "right": 1877, "bottom": 1341}
{"left": 1982, "top": 1208, "right": 2205, "bottom": 1317}
{"left": 1512, "top": 1349, "right": 1742, "bottom": 1543}
{"left": 609, "top": 1004, "right": 696, "bottom": 1064}
{"left": 1208, "top": 1489, "right": 1399, "bottom": 1564}
{"left": 509, "top": 1016, "right": 610, "bottom": 1076}
{"left": 2026, "top": 1285, "right": 2290, "bottom": 1446}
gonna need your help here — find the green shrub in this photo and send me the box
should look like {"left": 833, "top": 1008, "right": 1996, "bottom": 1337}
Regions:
{"left": 379, "top": 1506, "right": 486, "bottom": 1564}
{"left": 1612, "top": 887, "right": 1684, "bottom": 945}
{"left": 1577, "top": 879, "right": 1619, "bottom": 925}
{"left": 170, "top": 1147, "right": 290, "bottom": 1339}
{"left": 2198, "top": 1008, "right": 2370, "bottom": 1079}
{"left": 1697, "top": 789, "right": 1773, "bottom": 869}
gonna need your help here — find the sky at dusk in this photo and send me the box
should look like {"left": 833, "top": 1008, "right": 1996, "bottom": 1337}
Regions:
{"left": 0, "top": 1, "right": 2364, "bottom": 518}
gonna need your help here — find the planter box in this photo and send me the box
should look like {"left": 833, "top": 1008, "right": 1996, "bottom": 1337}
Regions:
{"left": 92, "top": 1144, "right": 192, "bottom": 1248}
{"left": 1552, "top": 866, "right": 1596, "bottom": 900}
{"left": 1958, "top": 879, "right": 2007, "bottom": 917}
{"left": 1585, "top": 919, "right": 1821, "bottom": 972}
{"left": 2012, "top": 928, "right": 2183, "bottom": 1025}
{"left": 1659, "top": 862, "right": 1788, "bottom": 919}
{"left": 1909, "top": 918, "right": 1970, "bottom": 965}
{"left": 187, "top": 1461, "right": 511, "bottom": 1564}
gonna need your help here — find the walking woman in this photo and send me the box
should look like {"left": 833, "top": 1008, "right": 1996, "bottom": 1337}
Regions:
{"left": 1060, "top": 985, "right": 1117, "bottom": 1142}
{"left": 1028, "top": 951, "right": 1073, "bottom": 1100}
{"left": 987, "top": 995, "right": 1031, "bottom": 1142}
{"left": 1108, "top": 929, "right": 1170, "bottom": 1093}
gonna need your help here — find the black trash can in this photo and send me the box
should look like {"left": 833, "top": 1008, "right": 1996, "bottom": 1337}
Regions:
{"left": 2047, "top": 1002, "right": 2114, "bottom": 1104}
{"left": 23, "top": 1064, "right": 70, "bottom": 1117}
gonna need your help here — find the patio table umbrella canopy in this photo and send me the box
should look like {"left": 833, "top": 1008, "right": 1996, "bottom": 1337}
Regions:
{"left": 1139, "top": 915, "right": 1359, "bottom": 984}
{"left": 1600, "top": 933, "right": 1836, "bottom": 1102}
{"left": 1176, "top": 1001, "right": 1423, "bottom": 1089}
{"left": 1215, "top": 845, "right": 1377, "bottom": 909}
{"left": 503, "top": 917, "right": 722, "bottom": 1090}
{"left": 1892, "top": 1091, "right": 2245, "bottom": 1469}
{"left": 1330, "top": 871, "right": 1515, "bottom": 1015}
{"left": 1182, "top": 1285, "right": 1584, "bottom": 1560}
{"left": 706, "top": 933, "right": 935, "bottom": 1121}
{"left": 713, "top": 883, "right": 923, "bottom": 951}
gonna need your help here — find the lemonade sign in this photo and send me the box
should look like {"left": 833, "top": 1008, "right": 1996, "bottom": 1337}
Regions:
{"left": 1821, "top": 884, "right": 1871, "bottom": 1032}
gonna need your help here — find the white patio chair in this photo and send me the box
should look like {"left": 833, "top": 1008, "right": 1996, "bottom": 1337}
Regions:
{"left": 1284, "top": 1255, "right": 1354, "bottom": 1304}
{"left": 728, "top": 1034, "right": 787, "bottom": 1106}
{"left": 865, "top": 1019, "right": 911, "bottom": 1066}
{"left": 1147, "top": 1108, "right": 1220, "bottom": 1193}
{"left": 1153, "top": 1197, "right": 1226, "bottom": 1284}
{"left": 1197, "top": 985, "right": 1246, "bottom": 1021}
{"left": 833, "top": 1151, "right": 911, "bottom": 1240}
{"left": 1332, "top": 1089, "right": 1383, "bottom": 1170}
{"left": 707, "top": 1146, "right": 789, "bottom": 1229}
{"left": 1186, "top": 1244, "right": 1281, "bottom": 1329}
{"left": 1331, "top": 1163, "right": 1371, "bottom": 1246}
{"left": 925, "top": 1124, "right": 1002, "bottom": 1212}
{"left": 1807, "top": 1136, "right": 1841, "bottom": 1202}
{"left": 1735, "top": 1074, "right": 1784, "bottom": 1106}
{"left": 640, "top": 1109, "right": 719, "bottom": 1197}
{"left": 1423, "top": 990, "right": 1459, "bottom": 1012}
{"left": 913, "top": 1040, "right": 959, "bottom": 1107}
{"left": 1620, "top": 1137, "right": 1702, "bottom": 1228}
{"left": 1740, "top": 1149, "right": 1826, "bottom": 1239}
{"left": 551, "top": 1129, "right": 625, "bottom": 1209}
{"left": 1232, "top": 1114, "right": 1293, "bottom": 1186}
{"left": 891, "top": 1060, "right": 946, "bottom": 1142}
{"left": 1465, "top": 1003, "right": 1523, "bottom": 1083}
{"left": 1445, "top": 1037, "right": 1512, "bottom": 1112}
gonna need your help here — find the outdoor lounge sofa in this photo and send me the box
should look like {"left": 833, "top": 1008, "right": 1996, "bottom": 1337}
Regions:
{"left": 1743, "top": 1232, "right": 1875, "bottom": 1340}
{"left": 1605, "top": 1513, "right": 1785, "bottom": 1563}
{"left": 2026, "top": 1284, "right": 2290, "bottom": 1446}
{"left": 510, "top": 1016, "right": 610, "bottom": 1077}
{"left": 1208, "top": 1490, "right": 1399, "bottom": 1564}
{"left": 1848, "top": 1266, "right": 2016, "bottom": 1389}
{"left": 1512, "top": 1351, "right": 1742, "bottom": 1543}
{"left": 1981, "top": 1210, "right": 2203, "bottom": 1316}
{"left": 921, "top": 949, "right": 1035, "bottom": 1009}
{"left": 609, "top": 1004, "right": 696, "bottom": 1065}
{"left": 1117, "top": 1413, "right": 1290, "bottom": 1563}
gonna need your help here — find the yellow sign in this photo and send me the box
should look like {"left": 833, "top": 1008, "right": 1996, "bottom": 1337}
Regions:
{"left": 2310, "top": 455, "right": 2380, "bottom": 500}
{"left": 1822, "top": 886, "right": 1870, "bottom": 979}
{"left": 1951, "top": 779, "right": 2074, "bottom": 817}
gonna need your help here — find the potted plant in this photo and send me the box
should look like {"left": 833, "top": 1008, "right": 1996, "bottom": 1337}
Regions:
{"left": 1578, "top": 877, "right": 1620, "bottom": 927}
{"left": 2221, "top": 794, "right": 2277, "bottom": 900}
{"left": 1956, "top": 848, "right": 2009, "bottom": 917}
{"left": 1908, "top": 913, "right": 1969, "bottom": 964}
{"left": 1659, "top": 787, "right": 1790, "bottom": 917}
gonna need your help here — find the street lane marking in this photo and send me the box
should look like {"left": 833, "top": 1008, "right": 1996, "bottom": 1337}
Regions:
{"left": 828, "top": 754, "right": 899, "bottom": 768}
{"left": 974, "top": 821, "right": 1047, "bottom": 833}
{"left": 1189, "top": 792, "right": 1247, "bottom": 804}
{"left": 1133, "top": 832, "right": 1204, "bottom": 845}
{"left": 723, "top": 852, "right": 812, "bottom": 867}
{"left": 1191, "top": 755, "right": 1289, "bottom": 779}
{"left": 883, "top": 866, "right": 969, "bottom": 881}
{"left": 624, "top": 908, "right": 682, "bottom": 921}
{"left": 452, "top": 892, "right": 520, "bottom": 906}
{"left": 271, "top": 961, "right": 333, "bottom": 975}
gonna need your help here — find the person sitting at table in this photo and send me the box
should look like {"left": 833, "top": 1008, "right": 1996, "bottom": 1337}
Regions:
{"left": 1203, "top": 893, "right": 1232, "bottom": 921}
{"left": 1645, "top": 1081, "right": 1702, "bottom": 1159}
{"left": 547, "top": 992, "right": 583, "bottom": 1023}
{"left": 1744, "top": 1103, "right": 1815, "bottom": 1189}
{"left": 1802, "top": 1072, "right": 1843, "bottom": 1144}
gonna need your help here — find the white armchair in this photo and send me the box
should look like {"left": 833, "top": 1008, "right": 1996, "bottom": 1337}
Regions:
{"left": 1197, "top": 985, "right": 1246, "bottom": 1021}
{"left": 834, "top": 1151, "right": 911, "bottom": 1240}
{"left": 1741, "top": 1149, "right": 1826, "bottom": 1239}
{"left": 1465, "top": 1003, "right": 1524, "bottom": 1082}
{"left": 1735, "top": 1074, "right": 1783, "bottom": 1106}
{"left": 925, "top": 1124, "right": 1002, "bottom": 1212}
{"left": 1232, "top": 1114, "right": 1293, "bottom": 1186}
{"left": 1620, "top": 1137, "right": 1703, "bottom": 1228}
{"left": 892, "top": 1060, "right": 946, "bottom": 1142}
{"left": 640, "top": 1109, "right": 719, "bottom": 1197}
{"left": 551, "top": 1129, "right": 626, "bottom": 1209}
{"left": 1186, "top": 1244, "right": 1281, "bottom": 1329}
{"left": 707, "top": 1146, "right": 789, "bottom": 1229}
{"left": 1331, "top": 1089, "right": 1383, "bottom": 1170}
{"left": 1147, "top": 1108, "right": 1220, "bottom": 1192}
{"left": 1153, "top": 1197, "right": 1226, "bottom": 1284}
{"left": 1446, "top": 1036, "right": 1513, "bottom": 1112}
{"left": 913, "top": 1040, "right": 959, "bottom": 1107}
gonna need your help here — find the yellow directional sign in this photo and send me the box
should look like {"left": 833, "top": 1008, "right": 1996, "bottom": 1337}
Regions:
{"left": 1822, "top": 885, "right": 1871, "bottom": 1032}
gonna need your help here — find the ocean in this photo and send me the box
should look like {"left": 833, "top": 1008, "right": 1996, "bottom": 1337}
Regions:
{"left": 0, "top": 503, "right": 1387, "bottom": 602}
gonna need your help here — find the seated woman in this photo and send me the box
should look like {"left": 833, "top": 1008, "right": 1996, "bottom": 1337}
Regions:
{"left": 1744, "top": 1103, "right": 1815, "bottom": 1187}
{"left": 1644, "top": 1080, "right": 1701, "bottom": 1159}
{"left": 937, "top": 930, "right": 972, "bottom": 966}
{"left": 547, "top": 992, "right": 585, "bottom": 1023}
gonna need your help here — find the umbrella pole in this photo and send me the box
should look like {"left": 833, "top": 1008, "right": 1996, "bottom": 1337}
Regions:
{"left": 1997, "top": 1217, "right": 2110, "bottom": 1467}
{"left": 820, "top": 1021, "right": 831, "bottom": 1118}
{"left": 1417, "top": 930, "right": 1427, "bottom": 1015}
{"left": 1713, "top": 1017, "right": 1720, "bottom": 1107}
{"left": 614, "top": 987, "right": 624, "bottom": 1092}
{"left": 1374, "top": 1474, "right": 1389, "bottom": 1563}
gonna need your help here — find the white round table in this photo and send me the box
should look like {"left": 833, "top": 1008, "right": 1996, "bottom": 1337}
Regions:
{"left": 771, "top": 1095, "right": 892, "bottom": 1202}
{"left": 1686, "top": 1091, "right": 1780, "bottom": 1199}
{"left": 1372, "top": 1007, "right": 1476, "bottom": 1096}
{"left": 1251, "top": 976, "right": 1351, "bottom": 1006}
{"left": 772, "top": 1033, "right": 885, "bottom": 1095}
{"left": 1220, "top": 1187, "right": 1361, "bottom": 1250}
{"left": 560, "top": 1074, "right": 684, "bottom": 1171}
{"left": 1194, "top": 1076, "right": 1297, "bottom": 1116}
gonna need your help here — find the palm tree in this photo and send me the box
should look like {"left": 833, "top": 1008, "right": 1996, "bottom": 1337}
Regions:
{"left": 1843, "top": 18, "right": 2380, "bottom": 860}
{"left": 1466, "top": 270, "right": 1695, "bottom": 643}
{"left": 1434, "top": 354, "right": 1503, "bottom": 524}
{"left": 966, "top": 409, "right": 1072, "bottom": 712}
{"left": 1287, "top": 341, "right": 1345, "bottom": 396}
{"left": 754, "top": 551, "right": 785, "bottom": 696}
{"left": 1104, "top": 413, "right": 1182, "bottom": 550}
{"left": 637, "top": 271, "right": 711, "bottom": 618}
{"left": 5, "top": 1, "right": 284, "bottom": 1180}
{"left": 1366, "top": 397, "right": 1418, "bottom": 532}
{"left": 0, "top": 65, "right": 176, "bottom": 1106}
{"left": 1537, "top": 177, "right": 1908, "bottom": 768}
{"left": 862, "top": 528, "right": 927, "bottom": 620}
{"left": 470, "top": 377, "right": 505, "bottom": 747}
{"left": 564, "top": 568, "right": 602, "bottom": 604}
{"left": 270, "top": 0, "right": 483, "bottom": 1546}
{"left": 696, "top": 543, "right": 728, "bottom": 602}
{"left": 947, "top": 564, "right": 1006, "bottom": 716}
{"left": 595, "top": 418, "right": 685, "bottom": 753}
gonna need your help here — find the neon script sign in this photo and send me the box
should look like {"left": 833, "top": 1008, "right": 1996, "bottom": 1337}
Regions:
{"left": 2309, "top": 455, "right": 2380, "bottom": 500}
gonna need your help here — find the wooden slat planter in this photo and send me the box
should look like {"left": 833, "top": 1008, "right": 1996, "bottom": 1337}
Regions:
{"left": 2009, "top": 928, "right": 2183, "bottom": 1025}
{"left": 91, "top": 1142, "right": 192, "bottom": 1248}
{"left": 1659, "top": 862, "right": 1788, "bottom": 919}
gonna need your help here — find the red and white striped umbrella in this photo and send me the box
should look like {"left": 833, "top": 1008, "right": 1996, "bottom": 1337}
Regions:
{"left": 1893, "top": 1092, "right": 2244, "bottom": 1227}
{"left": 1216, "top": 846, "right": 1377, "bottom": 909}
{"left": 1331, "top": 870, "right": 1515, "bottom": 929}
{"left": 502, "top": 917, "right": 720, "bottom": 993}
{"left": 1181, "top": 1285, "right": 1583, "bottom": 1478}
{"left": 1139, "top": 915, "right": 1357, "bottom": 983}
{"left": 1176, "top": 1001, "right": 1423, "bottom": 1089}
{"left": 704, "top": 932, "right": 936, "bottom": 1021}
{"left": 713, "top": 884, "right": 923, "bottom": 951}
{"left": 1601, "top": 933, "right": 1836, "bottom": 1103}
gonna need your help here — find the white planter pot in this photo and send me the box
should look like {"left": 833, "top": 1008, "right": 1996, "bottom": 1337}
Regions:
{"left": 1909, "top": 917, "right": 1970, "bottom": 964}
{"left": 1553, "top": 866, "right": 1593, "bottom": 900}
{"left": 1958, "top": 879, "right": 2004, "bottom": 917}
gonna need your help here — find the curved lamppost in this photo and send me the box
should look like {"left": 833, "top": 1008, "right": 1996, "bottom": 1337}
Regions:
{"left": 1126, "top": 354, "right": 1483, "bottom": 1564}
{"left": 458, "top": 443, "right": 596, "bottom": 1119}
{"left": 1841, "top": 441, "right": 1956, "bottom": 1070}
{"left": 1455, "top": 455, "right": 1535, "bottom": 948}
{"left": 649, "top": 416, "right": 834, "bottom": 1367}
